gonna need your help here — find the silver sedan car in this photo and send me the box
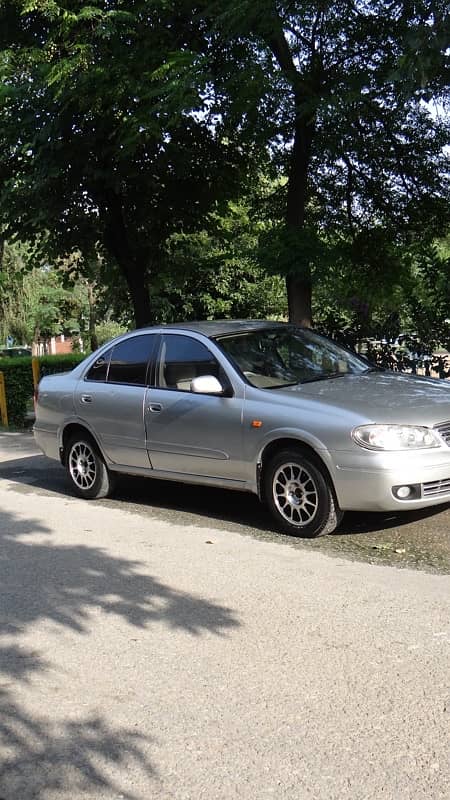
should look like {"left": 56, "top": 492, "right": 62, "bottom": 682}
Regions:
{"left": 34, "top": 321, "right": 450, "bottom": 537}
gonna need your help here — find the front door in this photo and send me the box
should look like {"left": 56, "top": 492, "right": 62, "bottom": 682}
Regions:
{"left": 145, "top": 333, "right": 245, "bottom": 481}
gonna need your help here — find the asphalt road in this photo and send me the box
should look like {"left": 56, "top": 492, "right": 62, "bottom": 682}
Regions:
{"left": 0, "top": 432, "right": 449, "bottom": 799}
{"left": 1, "top": 431, "right": 449, "bottom": 575}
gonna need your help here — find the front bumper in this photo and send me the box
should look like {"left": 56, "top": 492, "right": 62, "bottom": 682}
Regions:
{"left": 331, "top": 448, "right": 450, "bottom": 512}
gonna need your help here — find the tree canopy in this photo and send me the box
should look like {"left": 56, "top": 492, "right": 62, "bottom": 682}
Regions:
{"left": 0, "top": 0, "right": 253, "bottom": 325}
{"left": 202, "top": 1, "right": 449, "bottom": 322}
{"left": 0, "top": 1, "right": 448, "bottom": 328}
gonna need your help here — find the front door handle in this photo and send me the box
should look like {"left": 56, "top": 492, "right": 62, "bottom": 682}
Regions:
{"left": 148, "top": 403, "right": 163, "bottom": 412}
{"left": 81, "top": 394, "right": 92, "bottom": 403}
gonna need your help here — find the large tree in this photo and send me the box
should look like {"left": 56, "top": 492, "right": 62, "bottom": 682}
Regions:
{"left": 0, "top": 0, "right": 250, "bottom": 326}
{"left": 201, "top": 0, "right": 449, "bottom": 324}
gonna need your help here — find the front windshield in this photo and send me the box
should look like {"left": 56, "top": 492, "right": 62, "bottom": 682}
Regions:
{"left": 216, "top": 327, "right": 370, "bottom": 389}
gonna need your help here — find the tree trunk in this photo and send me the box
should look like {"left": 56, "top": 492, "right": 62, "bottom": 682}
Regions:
{"left": 286, "top": 275, "right": 312, "bottom": 327}
{"left": 126, "top": 263, "right": 153, "bottom": 328}
{"left": 285, "top": 102, "right": 316, "bottom": 327}
{"left": 102, "top": 195, "right": 153, "bottom": 328}
{"left": 87, "top": 282, "right": 99, "bottom": 352}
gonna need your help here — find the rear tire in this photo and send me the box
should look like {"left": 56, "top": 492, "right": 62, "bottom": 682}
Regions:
{"left": 264, "top": 448, "right": 343, "bottom": 537}
{"left": 65, "top": 434, "right": 113, "bottom": 499}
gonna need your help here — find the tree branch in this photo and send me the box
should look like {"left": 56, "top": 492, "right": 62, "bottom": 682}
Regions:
{"left": 263, "top": 17, "right": 301, "bottom": 90}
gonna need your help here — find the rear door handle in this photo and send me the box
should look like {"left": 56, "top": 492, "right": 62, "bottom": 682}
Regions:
{"left": 148, "top": 403, "right": 162, "bottom": 412}
{"left": 81, "top": 394, "right": 92, "bottom": 403}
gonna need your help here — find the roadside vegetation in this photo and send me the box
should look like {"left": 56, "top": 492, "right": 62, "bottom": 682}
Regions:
{"left": 0, "top": 1, "right": 448, "bottom": 354}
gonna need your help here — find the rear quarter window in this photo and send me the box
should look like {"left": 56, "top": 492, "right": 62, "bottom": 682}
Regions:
{"left": 85, "top": 348, "right": 113, "bottom": 382}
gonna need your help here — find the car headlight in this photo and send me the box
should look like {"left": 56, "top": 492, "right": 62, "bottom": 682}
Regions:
{"left": 352, "top": 424, "right": 440, "bottom": 451}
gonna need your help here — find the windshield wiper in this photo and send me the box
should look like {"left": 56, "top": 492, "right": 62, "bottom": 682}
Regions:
{"left": 266, "top": 381, "right": 299, "bottom": 389}
{"left": 301, "top": 372, "right": 350, "bottom": 384}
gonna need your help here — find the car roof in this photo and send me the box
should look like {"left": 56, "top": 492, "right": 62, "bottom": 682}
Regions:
{"left": 151, "top": 320, "right": 291, "bottom": 338}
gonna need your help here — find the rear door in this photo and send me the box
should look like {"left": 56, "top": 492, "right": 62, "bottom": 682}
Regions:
{"left": 75, "top": 333, "right": 157, "bottom": 469}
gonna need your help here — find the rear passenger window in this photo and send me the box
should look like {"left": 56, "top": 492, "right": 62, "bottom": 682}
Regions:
{"left": 86, "top": 347, "right": 113, "bottom": 382}
{"left": 107, "top": 334, "right": 156, "bottom": 386}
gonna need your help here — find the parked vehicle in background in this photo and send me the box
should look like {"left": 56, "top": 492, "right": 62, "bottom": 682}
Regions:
{"left": 362, "top": 335, "right": 448, "bottom": 379}
{"left": 0, "top": 346, "right": 32, "bottom": 358}
{"left": 34, "top": 321, "right": 450, "bottom": 538}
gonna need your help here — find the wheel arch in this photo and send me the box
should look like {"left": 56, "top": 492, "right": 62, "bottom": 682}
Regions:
{"left": 257, "top": 437, "right": 337, "bottom": 504}
{"left": 60, "top": 422, "right": 104, "bottom": 465}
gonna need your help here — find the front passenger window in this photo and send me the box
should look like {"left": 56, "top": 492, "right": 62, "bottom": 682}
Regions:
{"left": 157, "top": 334, "right": 222, "bottom": 392}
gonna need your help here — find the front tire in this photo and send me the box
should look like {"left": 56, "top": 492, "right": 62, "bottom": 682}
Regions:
{"left": 65, "top": 434, "right": 113, "bottom": 499}
{"left": 264, "top": 448, "right": 343, "bottom": 537}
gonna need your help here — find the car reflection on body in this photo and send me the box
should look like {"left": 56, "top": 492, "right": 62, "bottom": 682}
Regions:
{"left": 34, "top": 321, "right": 450, "bottom": 537}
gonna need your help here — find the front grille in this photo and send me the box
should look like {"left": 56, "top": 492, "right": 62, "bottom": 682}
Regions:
{"left": 435, "top": 421, "right": 450, "bottom": 446}
{"left": 423, "top": 477, "right": 450, "bottom": 498}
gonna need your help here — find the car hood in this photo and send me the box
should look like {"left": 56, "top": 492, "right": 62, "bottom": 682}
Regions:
{"left": 278, "top": 371, "right": 450, "bottom": 426}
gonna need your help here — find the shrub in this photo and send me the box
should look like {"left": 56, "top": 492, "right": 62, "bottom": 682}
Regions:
{"left": 37, "top": 353, "right": 86, "bottom": 378}
{"left": 0, "top": 353, "right": 87, "bottom": 426}
{"left": 0, "top": 357, "right": 34, "bottom": 426}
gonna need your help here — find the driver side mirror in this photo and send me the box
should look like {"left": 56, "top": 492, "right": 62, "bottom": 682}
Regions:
{"left": 190, "top": 375, "right": 224, "bottom": 395}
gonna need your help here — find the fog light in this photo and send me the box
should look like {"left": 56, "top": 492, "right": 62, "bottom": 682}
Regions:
{"left": 392, "top": 483, "right": 421, "bottom": 500}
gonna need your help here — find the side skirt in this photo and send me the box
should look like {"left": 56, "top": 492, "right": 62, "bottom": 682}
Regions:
{"left": 108, "top": 463, "right": 257, "bottom": 495}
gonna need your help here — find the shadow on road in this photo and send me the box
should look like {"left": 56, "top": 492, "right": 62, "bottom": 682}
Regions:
{"left": 0, "top": 506, "right": 239, "bottom": 637}
{"left": 0, "top": 684, "right": 150, "bottom": 800}
{"left": 331, "top": 504, "right": 450, "bottom": 536}
{"left": 0, "top": 452, "right": 448, "bottom": 540}
{"left": 0, "top": 504, "right": 239, "bottom": 799}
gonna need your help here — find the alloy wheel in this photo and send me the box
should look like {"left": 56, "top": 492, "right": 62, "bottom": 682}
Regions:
{"left": 69, "top": 441, "right": 97, "bottom": 491}
{"left": 272, "top": 461, "right": 319, "bottom": 527}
